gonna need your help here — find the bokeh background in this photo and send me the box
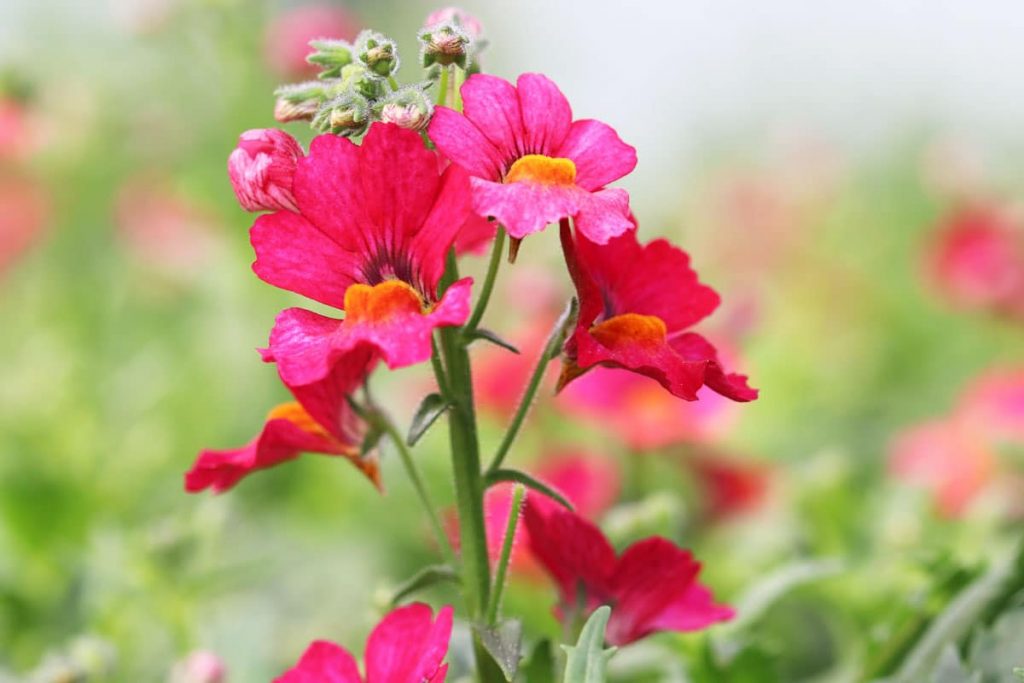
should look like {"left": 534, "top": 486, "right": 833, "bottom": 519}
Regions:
{"left": 1, "top": 1, "right": 1022, "bottom": 681}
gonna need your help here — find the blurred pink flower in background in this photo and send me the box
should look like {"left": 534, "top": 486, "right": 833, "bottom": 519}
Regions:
{"left": 0, "top": 98, "right": 34, "bottom": 161}
{"left": 920, "top": 137, "right": 988, "bottom": 202}
{"left": 473, "top": 318, "right": 558, "bottom": 418}
{"left": 0, "top": 171, "right": 50, "bottom": 279}
{"left": 168, "top": 650, "right": 225, "bottom": 683}
{"left": 686, "top": 451, "right": 771, "bottom": 522}
{"left": 957, "top": 366, "right": 1024, "bottom": 447}
{"left": 264, "top": 4, "right": 359, "bottom": 79}
{"left": 114, "top": 176, "right": 220, "bottom": 279}
{"left": 423, "top": 7, "right": 484, "bottom": 39}
{"left": 924, "top": 204, "right": 1024, "bottom": 321}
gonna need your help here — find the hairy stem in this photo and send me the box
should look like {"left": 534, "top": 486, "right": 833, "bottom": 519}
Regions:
{"left": 463, "top": 225, "right": 506, "bottom": 334}
{"left": 486, "top": 484, "right": 525, "bottom": 625}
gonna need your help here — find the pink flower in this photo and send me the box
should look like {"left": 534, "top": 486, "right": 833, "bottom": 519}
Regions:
{"left": 559, "top": 224, "right": 758, "bottom": 403}
{"left": 473, "top": 318, "right": 557, "bottom": 417}
{"left": 251, "top": 123, "right": 473, "bottom": 386}
{"left": 686, "top": 452, "right": 771, "bottom": 521}
{"left": 428, "top": 73, "right": 637, "bottom": 245}
{"left": 185, "top": 348, "right": 380, "bottom": 493}
{"left": 924, "top": 204, "right": 1024, "bottom": 321}
{"left": 169, "top": 651, "right": 225, "bottom": 683}
{"left": 0, "top": 98, "right": 33, "bottom": 161}
{"left": 264, "top": 4, "right": 359, "bottom": 78}
{"left": 957, "top": 366, "right": 1024, "bottom": 446}
{"left": 228, "top": 129, "right": 303, "bottom": 213}
{"left": 557, "top": 365, "right": 740, "bottom": 450}
{"left": 275, "top": 603, "right": 453, "bottom": 683}
{"left": 888, "top": 420, "right": 995, "bottom": 517}
{"left": 524, "top": 501, "right": 733, "bottom": 646}
{"left": 423, "top": 7, "right": 484, "bottom": 39}
{"left": 0, "top": 171, "right": 49, "bottom": 278}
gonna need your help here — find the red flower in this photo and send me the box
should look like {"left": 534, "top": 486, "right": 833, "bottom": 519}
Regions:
{"left": 275, "top": 603, "right": 453, "bottom": 683}
{"left": 228, "top": 129, "right": 303, "bottom": 213}
{"left": 0, "top": 171, "right": 49, "bottom": 279}
{"left": 263, "top": 4, "right": 359, "bottom": 79}
{"left": 687, "top": 452, "right": 771, "bottom": 521}
{"left": 524, "top": 502, "right": 733, "bottom": 646}
{"left": 428, "top": 73, "right": 636, "bottom": 244}
{"left": 924, "top": 205, "right": 1024, "bottom": 321}
{"left": 185, "top": 348, "right": 379, "bottom": 493}
{"left": 251, "top": 123, "right": 474, "bottom": 386}
{"left": 559, "top": 224, "right": 757, "bottom": 403}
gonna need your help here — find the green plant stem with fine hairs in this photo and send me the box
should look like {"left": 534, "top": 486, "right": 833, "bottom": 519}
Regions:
{"left": 463, "top": 225, "right": 506, "bottom": 334}
{"left": 486, "top": 484, "right": 525, "bottom": 625}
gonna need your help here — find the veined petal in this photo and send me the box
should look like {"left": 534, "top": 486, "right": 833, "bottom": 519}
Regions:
{"left": 572, "top": 187, "right": 635, "bottom": 245}
{"left": 293, "top": 134, "right": 371, "bottom": 255}
{"left": 470, "top": 177, "right": 581, "bottom": 240}
{"left": 669, "top": 333, "right": 759, "bottom": 402}
{"left": 649, "top": 582, "right": 736, "bottom": 635}
{"left": 274, "top": 640, "right": 362, "bottom": 683}
{"left": 364, "top": 603, "right": 453, "bottom": 683}
{"left": 251, "top": 210, "right": 362, "bottom": 309}
{"left": 460, "top": 74, "right": 524, "bottom": 162}
{"left": 429, "top": 106, "right": 504, "bottom": 180}
{"left": 557, "top": 119, "right": 637, "bottom": 191}
{"left": 517, "top": 73, "right": 572, "bottom": 156}
{"left": 410, "top": 164, "right": 473, "bottom": 293}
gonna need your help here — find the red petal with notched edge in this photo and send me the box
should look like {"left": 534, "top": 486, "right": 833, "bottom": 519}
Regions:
{"left": 274, "top": 640, "right": 361, "bottom": 683}
{"left": 364, "top": 603, "right": 453, "bottom": 683}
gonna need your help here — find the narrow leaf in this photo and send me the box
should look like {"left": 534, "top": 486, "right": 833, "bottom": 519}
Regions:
{"left": 390, "top": 564, "right": 460, "bottom": 606}
{"left": 466, "top": 328, "right": 520, "bottom": 354}
{"left": 407, "top": 393, "right": 450, "bottom": 446}
{"left": 561, "top": 606, "right": 617, "bottom": 683}
{"left": 361, "top": 424, "right": 383, "bottom": 456}
{"left": 518, "top": 640, "right": 556, "bottom": 683}
{"left": 475, "top": 619, "right": 523, "bottom": 682}
{"left": 485, "top": 469, "right": 574, "bottom": 512}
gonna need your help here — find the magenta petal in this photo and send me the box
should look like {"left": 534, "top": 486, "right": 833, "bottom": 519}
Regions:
{"left": 470, "top": 177, "right": 580, "bottom": 240}
{"left": 251, "top": 210, "right": 362, "bottom": 309}
{"left": 364, "top": 603, "right": 453, "bottom": 683}
{"left": 292, "top": 134, "right": 371, "bottom": 254}
{"left": 516, "top": 73, "right": 572, "bottom": 156}
{"left": 572, "top": 187, "right": 635, "bottom": 245}
{"left": 460, "top": 74, "right": 524, "bottom": 162}
{"left": 650, "top": 582, "right": 736, "bottom": 634}
{"left": 410, "top": 164, "right": 473, "bottom": 292}
{"left": 557, "top": 119, "right": 637, "bottom": 192}
{"left": 670, "top": 333, "right": 759, "bottom": 402}
{"left": 429, "top": 107, "right": 504, "bottom": 180}
{"left": 274, "top": 640, "right": 361, "bottom": 683}
{"left": 268, "top": 307, "right": 349, "bottom": 387}
{"left": 287, "top": 346, "right": 377, "bottom": 443}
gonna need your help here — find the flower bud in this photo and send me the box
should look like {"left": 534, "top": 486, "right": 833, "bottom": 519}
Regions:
{"left": 306, "top": 38, "right": 354, "bottom": 79}
{"left": 374, "top": 87, "right": 433, "bottom": 131}
{"left": 169, "top": 650, "right": 226, "bottom": 683}
{"left": 355, "top": 30, "right": 399, "bottom": 78}
{"left": 423, "top": 7, "right": 484, "bottom": 40}
{"left": 227, "top": 129, "right": 303, "bottom": 212}
{"left": 273, "top": 80, "right": 327, "bottom": 122}
{"left": 337, "top": 63, "right": 384, "bottom": 100}
{"left": 313, "top": 90, "right": 370, "bottom": 137}
{"left": 418, "top": 23, "right": 470, "bottom": 69}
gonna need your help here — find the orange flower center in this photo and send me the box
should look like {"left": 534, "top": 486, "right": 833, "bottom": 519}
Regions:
{"left": 344, "top": 280, "right": 426, "bottom": 323}
{"left": 505, "top": 154, "right": 577, "bottom": 186}
{"left": 266, "top": 402, "right": 334, "bottom": 440}
{"left": 589, "top": 313, "right": 667, "bottom": 349}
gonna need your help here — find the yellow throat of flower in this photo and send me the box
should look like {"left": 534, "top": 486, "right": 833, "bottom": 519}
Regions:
{"left": 505, "top": 154, "right": 577, "bottom": 186}
{"left": 344, "top": 280, "right": 426, "bottom": 323}
{"left": 589, "top": 313, "right": 668, "bottom": 349}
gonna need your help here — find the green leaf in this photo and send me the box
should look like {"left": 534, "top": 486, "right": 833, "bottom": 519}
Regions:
{"left": 475, "top": 619, "right": 523, "bottom": 681}
{"left": 967, "top": 607, "right": 1024, "bottom": 682}
{"left": 562, "top": 606, "right": 616, "bottom": 683}
{"left": 930, "top": 645, "right": 982, "bottom": 683}
{"left": 485, "top": 469, "right": 574, "bottom": 512}
{"left": 361, "top": 424, "right": 383, "bottom": 456}
{"left": 727, "top": 559, "right": 845, "bottom": 633}
{"left": 517, "top": 640, "right": 556, "bottom": 683}
{"left": 406, "top": 393, "right": 450, "bottom": 446}
{"left": 389, "top": 564, "right": 460, "bottom": 606}
{"left": 465, "top": 328, "right": 520, "bottom": 354}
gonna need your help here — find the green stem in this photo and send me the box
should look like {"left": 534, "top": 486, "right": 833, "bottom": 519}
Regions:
{"left": 487, "top": 299, "right": 577, "bottom": 473}
{"left": 463, "top": 226, "right": 505, "bottom": 334}
{"left": 431, "top": 335, "right": 450, "bottom": 399}
{"left": 387, "top": 76, "right": 400, "bottom": 91}
{"left": 436, "top": 66, "right": 449, "bottom": 106}
{"left": 381, "top": 417, "right": 455, "bottom": 566}
{"left": 487, "top": 484, "right": 525, "bottom": 624}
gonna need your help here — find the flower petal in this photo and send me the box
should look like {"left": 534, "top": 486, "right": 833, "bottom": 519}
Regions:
{"left": 410, "top": 164, "right": 473, "bottom": 293}
{"left": 648, "top": 582, "right": 736, "bottom": 635}
{"left": 516, "top": 73, "right": 572, "bottom": 156}
{"left": 557, "top": 119, "right": 637, "bottom": 191}
{"left": 669, "top": 333, "right": 759, "bottom": 402}
{"left": 460, "top": 74, "right": 524, "bottom": 163}
{"left": 429, "top": 106, "right": 504, "bottom": 180}
{"left": 470, "top": 177, "right": 580, "bottom": 240}
{"left": 572, "top": 187, "right": 635, "bottom": 245}
{"left": 251, "top": 210, "right": 362, "bottom": 309}
{"left": 292, "top": 134, "right": 371, "bottom": 254}
{"left": 274, "top": 640, "right": 361, "bottom": 683}
{"left": 364, "top": 603, "right": 453, "bottom": 683}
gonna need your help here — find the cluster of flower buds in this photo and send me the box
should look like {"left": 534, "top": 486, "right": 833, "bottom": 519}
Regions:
{"left": 272, "top": 28, "right": 432, "bottom": 138}
{"left": 418, "top": 7, "right": 486, "bottom": 74}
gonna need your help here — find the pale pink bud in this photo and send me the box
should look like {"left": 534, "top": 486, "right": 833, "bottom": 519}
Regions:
{"left": 227, "top": 128, "right": 303, "bottom": 213}
{"left": 424, "top": 7, "right": 483, "bottom": 39}
{"left": 169, "top": 650, "right": 226, "bottom": 683}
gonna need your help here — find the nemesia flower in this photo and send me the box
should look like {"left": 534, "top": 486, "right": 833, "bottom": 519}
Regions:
{"left": 0, "top": 171, "right": 49, "bottom": 278}
{"left": 275, "top": 603, "right": 453, "bottom": 683}
{"left": 957, "top": 366, "right": 1024, "bottom": 445}
{"left": 686, "top": 452, "right": 771, "bottom": 521}
{"left": 251, "top": 123, "right": 473, "bottom": 386}
{"left": 185, "top": 348, "right": 380, "bottom": 493}
{"left": 559, "top": 224, "right": 758, "bottom": 403}
{"left": 0, "top": 98, "right": 32, "bottom": 161}
{"left": 264, "top": 4, "right": 359, "bottom": 78}
{"left": 168, "top": 651, "right": 226, "bottom": 683}
{"left": 887, "top": 420, "right": 996, "bottom": 517}
{"left": 557, "top": 365, "right": 739, "bottom": 449}
{"left": 429, "top": 73, "right": 637, "bottom": 245}
{"left": 924, "top": 205, "right": 1024, "bottom": 321}
{"left": 524, "top": 501, "right": 733, "bottom": 646}
{"left": 228, "top": 128, "right": 303, "bottom": 212}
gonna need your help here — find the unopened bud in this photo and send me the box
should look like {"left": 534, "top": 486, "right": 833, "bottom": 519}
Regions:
{"left": 228, "top": 128, "right": 303, "bottom": 212}
{"left": 374, "top": 87, "right": 433, "bottom": 131}
{"left": 355, "top": 30, "right": 400, "bottom": 78}
{"left": 337, "top": 63, "right": 384, "bottom": 100}
{"left": 313, "top": 90, "right": 370, "bottom": 137}
{"left": 418, "top": 23, "right": 470, "bottom": 69}
{"left": 423, "top": 7, "right": 484, "bottom": 41}
{"left": 273, "top": 80, "right": 327, "bottom": 122}
{"left": 306, "top": 38, "right": 354, "bottom": 79}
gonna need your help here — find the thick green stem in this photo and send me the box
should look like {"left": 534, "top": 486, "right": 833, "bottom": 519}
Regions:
{"left": 463, "top": 226, "right": 506, "bottom": 334}
{"left": 436, "top": 66, "right": 449, "bottom": 106}
{"left": 487, "top": 484, "right": 525, "bottom": 625}
{"left": 381, "top": 417, "right": 455, "bottom": 566}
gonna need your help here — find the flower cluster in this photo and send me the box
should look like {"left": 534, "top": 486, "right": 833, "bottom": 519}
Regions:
{"left": 187, "top": 7, "right": 758, "bottom": 679}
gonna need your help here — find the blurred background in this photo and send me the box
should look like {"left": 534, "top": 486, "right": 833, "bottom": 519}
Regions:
{"left": 1, "top": 0, "right": 1022, "bottom": 681}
